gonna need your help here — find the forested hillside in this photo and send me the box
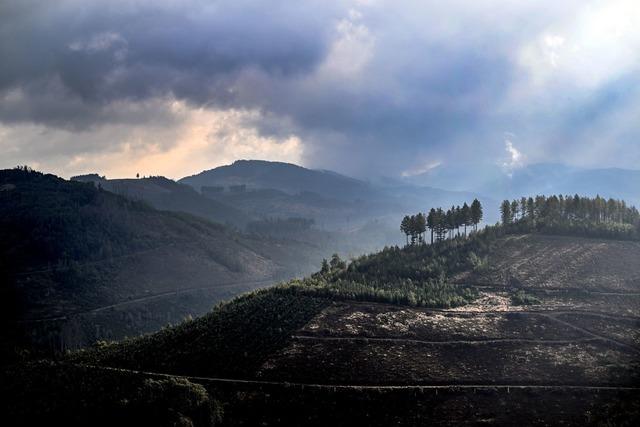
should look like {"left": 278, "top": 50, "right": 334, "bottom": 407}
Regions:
{"left": 0, "top": 168, "right": 341, "bottom": 361}
{"left": 71, "top": 174, "right": 250, "bottom": 227}
{"left": 5, "top": 193, "right": 640, "bottom": 425}
{"left": 179, "top": 160, "right": 496, "bottom": 231}
{"left": 72, "top": 170, "right": 409, "bottom": 259}
{"left": 179, "top": 160, "right": 374, "bottom": 201}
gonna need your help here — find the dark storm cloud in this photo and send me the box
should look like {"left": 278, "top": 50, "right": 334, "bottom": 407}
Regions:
{"left": 1, "top": 0, "right": 639, "bottom": 176}
{"left": 0, "top": 0, "right": 340, "bottom": 127}
{"left": 231, "top": 13, "right": 522, "bottom": 175}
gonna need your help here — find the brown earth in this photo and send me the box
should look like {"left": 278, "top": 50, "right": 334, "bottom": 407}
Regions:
{"left": 225, "top": 235, "right": 640, "bottom": 424}
{"left": 257, "top": 302, "right": 640, "bottom": 387}
{"left": 453, "top": 234, "right": 640, "bottom": 292}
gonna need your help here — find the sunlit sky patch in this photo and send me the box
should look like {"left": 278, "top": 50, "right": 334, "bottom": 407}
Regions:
{"left": 1, "top": 0, "right": 638, "bottom": 179}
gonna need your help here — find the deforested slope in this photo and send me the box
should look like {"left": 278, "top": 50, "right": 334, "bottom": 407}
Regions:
{"left": 7, "top": 224, "right": 640, "bottom": 425}
{"left": 452, "top": 234, "right": 640, "bottom": 292}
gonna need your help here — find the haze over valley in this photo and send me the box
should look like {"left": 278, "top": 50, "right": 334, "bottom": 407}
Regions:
{"left": 2, "top": 0, "right": 640, "bottom": 425}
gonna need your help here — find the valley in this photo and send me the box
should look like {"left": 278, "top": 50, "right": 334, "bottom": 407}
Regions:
{"left": 0, "top": 168, "right": 349, "bottom": 357}
{"left": 4, "top": 1, "right": 640, "bottom": 424}
{"left": 1, "top": 162, "right": 492, "bottom": 358}
{"left": 2, "top": 167, "right": 639, "bottom": 426}
{"left": 5, "top": 231, "right": 638, "bottom": 425}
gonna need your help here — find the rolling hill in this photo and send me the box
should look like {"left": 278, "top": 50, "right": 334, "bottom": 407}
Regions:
{"left": 179, "top": 159, "right": 374, "bottom": 201}
{"left": 70, "top": 172, "right": 405, "bottom": 260}
{"left": 179, "top": 160, "right": 394, "bottom": 231}
{"left": 0, "top": 168, "right": 342, "bottom": 360}
{"left": 179, "top": 159, "right": 497, "bottom": 229}
{"left": 5, "top": 223, "right": 639, "bottom": 425}
{"left": 71, "top": 174, "right": 250, "bottom": 227}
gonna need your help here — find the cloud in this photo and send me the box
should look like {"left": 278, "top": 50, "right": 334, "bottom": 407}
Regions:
{"left": 68, "top": 32, "right": 127, "bottom": 54}
{"left": 317, "top": 9, "right": 375, "bottom": 79}
{"left": 1, "top": 0, "right": 639, "bottom": 178}
{"left": 0, "top": 102, "right": 303, "bottom": 179}
{"left": 0, "top": 0, "right": 342, "bottom": 123}
{"left": 502, "top": 139, "right": 524, "bottom": 177}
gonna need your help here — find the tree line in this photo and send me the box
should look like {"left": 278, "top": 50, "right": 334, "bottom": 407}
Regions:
{"left": 500, "top": 194, "right": 640, "bottom": 240}
{"left": 500, "top": 195, "right": 639, "bottom": 226}
{"left": 401, "top": 199, "right": 483, "bottom": 245}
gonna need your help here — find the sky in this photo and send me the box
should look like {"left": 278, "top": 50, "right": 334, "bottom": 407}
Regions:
{"left": 1, "top": 0, "right": 639, "bottom": 179}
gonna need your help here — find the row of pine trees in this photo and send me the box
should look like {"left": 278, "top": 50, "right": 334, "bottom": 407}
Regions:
{"left": 500, "top": 195, "right": 640, "bottom": 226}
{"left": 402, "top": 195, "right": 640, "bottom": 246}
{"left": 401, "top": 199, "right": 483, "bottom": 245}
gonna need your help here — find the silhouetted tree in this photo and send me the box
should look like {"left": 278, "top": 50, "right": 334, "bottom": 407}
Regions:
{"left": 435, "top": 208, "right": 447, "bottom": 241}
{"left": 470, "top": 199, "right": 483, "bottom": 231}
{"left": 414, "top": 212, "right": 427, "bottom": 244}
{"left": 510, "top": 200, "right": 519, "bottom": 222}
{"left": 526, "top": 197, "right": 535, "bottom": 223}
{"left": 427, "top": 208, "right": 436, "bottom": 244}
{"left": 461, "top": 202, "right": 471, "bottom": 235}
{"left": 400, "top": 215, "right": 410, "bottom": 245}
{"left": 501, "top": 200, "right": 512, "bottom": 225}
{"left": 402, "top": 199, "right": 485, "bottom": 243}
{"left": 330, "top": 253, "right": 346, "bottom": 270}
{"left": 320, "top": 258, "right": 330, "bottom": 274}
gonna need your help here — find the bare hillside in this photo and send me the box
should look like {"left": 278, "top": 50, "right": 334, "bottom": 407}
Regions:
{"left": 453, "top": 234, "right": 640, "bottom": 292}
{"left": 7, "top": 232, "right": 640, "bottom": 425}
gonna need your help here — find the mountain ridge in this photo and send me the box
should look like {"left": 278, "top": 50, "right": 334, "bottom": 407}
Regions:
{"left": 0, "top": 168, "right": 342, "bottom": 358}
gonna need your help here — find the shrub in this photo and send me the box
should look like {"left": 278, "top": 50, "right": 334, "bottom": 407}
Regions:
{"left": 511, "top": 290, "right": 541, "bottom": 306}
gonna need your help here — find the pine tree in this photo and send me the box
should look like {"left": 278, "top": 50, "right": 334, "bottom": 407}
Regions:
{"left": 497, "top": 194, "right": 639, "bottom": 238}
{"left": 470, "top": 199, "right": 483, "bottom": 231}
{"left": 435, "top": 208, "right": 447, "bottom": 241}
{"left": 320, "top": 258, "right": 330, "bottom": 274}
{"left": 510, "top": 200, "right": 519, "bottom": 222}
{"left": 427, "top": 208, "right": 436, "bottom": 244}
{"left": 415, "top": 213, "right": 427, "bottom": 244}
{"left": 400, "top": 215, "right": 410, "bottom": 246}
{"left": 501, "top": 200, "right": 512, "bottom": 225}
{"left": 447, "top": 207, "right": 456, "bottom": 239}
{"left": 526, "top": 197, "right": 535, "bottom": 223}
{"left": 461, "top": 202, "right": 471, "bottom": 236}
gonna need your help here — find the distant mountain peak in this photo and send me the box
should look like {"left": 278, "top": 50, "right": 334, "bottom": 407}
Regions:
{"left": 179, "top": 159, "right": 371, "bottom": 200}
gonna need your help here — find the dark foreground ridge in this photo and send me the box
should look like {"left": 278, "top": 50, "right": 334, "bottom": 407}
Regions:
{"left": 3, "top": 216, "right": 640, "bottom": 425}
{"left": 56, "top": 362, "right": 640, "bottom": 390}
